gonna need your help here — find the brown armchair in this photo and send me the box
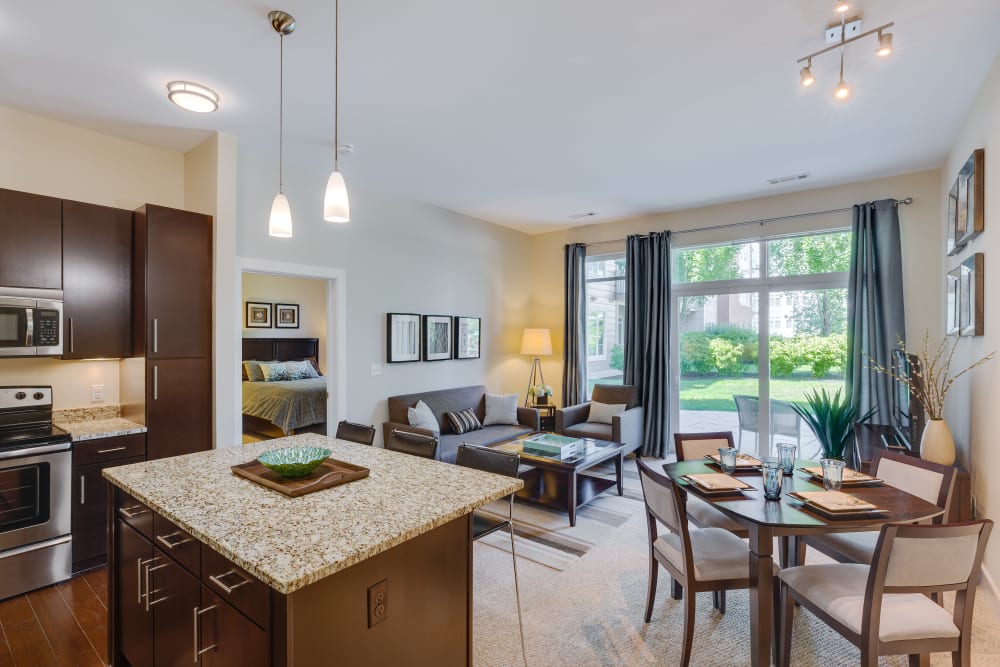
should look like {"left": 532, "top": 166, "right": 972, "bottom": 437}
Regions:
{"left": 555, "top": 384, "right": 644, "bottom": 454}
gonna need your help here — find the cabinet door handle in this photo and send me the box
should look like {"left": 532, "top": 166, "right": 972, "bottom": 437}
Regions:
{"left": 153, "top": 365, "right": 158, "bottom": 401}
{"left": 137, "top": 556, "right": 156, "bottom": 606}
{"left": 97, "top": 446, "right": 127, "bottom": 455}
{"left": 68, "top": 317, "right": 74, "bottom": 354}
{"left": 193, "top": 605, "right": 218, "bottom": 661}
{"left": 156, "top": 530, "right": 193, "bottom": 550}
{"left": 208, "top": 569, "right": 251, "bottom": 594}
{"left": 79, "top": 475, "right": 85, "bottom": 505}
{"left": 144, "top": 562, "right": 169, "bottom": 611}
{"left": 152, "top": 318, "right": 158, "bottom": 354}
{"left": 119, "top": 504, "right": 149, "bottom": 519}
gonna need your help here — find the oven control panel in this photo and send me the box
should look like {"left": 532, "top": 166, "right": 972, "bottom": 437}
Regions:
{"left": 0, "top": 387, "right": 52, "bottom": 410}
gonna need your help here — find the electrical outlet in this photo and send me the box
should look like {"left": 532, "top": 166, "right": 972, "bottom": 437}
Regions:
{"left": 90, "top": 384, "right": 104, "bottom": 402}
{"left": 367, "top": 579, "right": 388, "bottom": 628}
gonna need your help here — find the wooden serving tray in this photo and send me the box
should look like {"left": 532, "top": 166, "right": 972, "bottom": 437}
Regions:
{"left": 232, "top": 458, "right": 370, "bottom": 497}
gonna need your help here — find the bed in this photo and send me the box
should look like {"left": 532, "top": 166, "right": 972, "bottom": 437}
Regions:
{"left": 242, "top": 338, "right": 328, "bottom": 437}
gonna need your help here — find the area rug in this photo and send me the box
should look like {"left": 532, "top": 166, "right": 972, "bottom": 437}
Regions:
{"left": 476, "top": 459, "right": 648, "bottom": 571}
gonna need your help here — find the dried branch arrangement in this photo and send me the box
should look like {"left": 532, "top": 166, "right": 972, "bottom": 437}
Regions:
{"left": 869, "top": 332, "right": 995, "bottom": 420}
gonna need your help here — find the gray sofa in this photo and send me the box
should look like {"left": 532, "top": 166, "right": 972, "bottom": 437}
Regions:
{"left": 383, "top": 385, "right": 540, "bottom": 463}
{"left": 555, "top": 384, "right": 644, "bottom": 454}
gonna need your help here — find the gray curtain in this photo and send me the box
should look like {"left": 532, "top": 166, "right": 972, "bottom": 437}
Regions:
{"left": 846, "top": 199, "right": 906, "bottom": 424}
{"left": 562, "top": 243, "right": 587, "bottom": 407}
{"left": 624, "top": 232, "right": 671, "bottom": 458}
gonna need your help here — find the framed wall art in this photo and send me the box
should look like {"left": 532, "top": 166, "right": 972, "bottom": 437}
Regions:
{"left": 423, "top": 315, "right": 453, "bottom": 361}
{"left": 246, "top": 301, "right": 272, "bottom": 328}
{"left": 454, "top": 316, "right": 481, "bottom": 359}
{"left": 960, "top": 253, "right": 984, "bottom": 337}
{"left": 387, "top": 313, "right": 421, "bottom": 363}
{"left": 956, "top": 149, "right": 985, "bottom": 247}
{"left": 274, "top": 303, "right": 300, "bottom": 329}
{"left": 946, "top": 268, "right": 961, "bottom": 335}
{"left": 947, "top": 180, "right": 961, "bottom": 256}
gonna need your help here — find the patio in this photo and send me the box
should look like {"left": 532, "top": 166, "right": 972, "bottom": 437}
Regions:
{"left": 678, "top": 409, "right": 822, "bottom": 459}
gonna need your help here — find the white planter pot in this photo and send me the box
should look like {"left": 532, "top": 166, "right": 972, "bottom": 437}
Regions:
{"left": 920, "top": 419, "right": 956, "bottom": 466}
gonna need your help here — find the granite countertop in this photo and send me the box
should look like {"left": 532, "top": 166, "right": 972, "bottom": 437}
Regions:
{"left": 56, "top": 417, "right": 147, "bottom": 442}
{"left": 103, "top": 433, "right": 522, "bottom": 595}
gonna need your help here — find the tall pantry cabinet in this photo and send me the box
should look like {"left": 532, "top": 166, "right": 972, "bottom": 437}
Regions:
{"left": 132, "top": 204, "right": 213, "bottom": 460}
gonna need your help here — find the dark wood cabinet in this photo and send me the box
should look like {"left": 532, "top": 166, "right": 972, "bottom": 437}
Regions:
{"left": 118, "top": 522, "right": 154, "bottom": 667}
{"left": 146, "top": 358, "right": 211, "bottom": 460}
{"left": 0, "top": 188, "right": 62, "bottom": 289}
{"left": 62, "top": 199, "right": 133, "bottom": 358}
{"left": 152, "top": 547, "right": 202, "bottom": 667}
{"left": 200, "top": 588, "right": 268, "bottom": 667}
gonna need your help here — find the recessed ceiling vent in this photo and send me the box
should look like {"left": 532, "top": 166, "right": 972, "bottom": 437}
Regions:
{"left": 569, "top": 211, "right": 597, "bottom": 220}
{"left": 766, "top": 173, "right": 810, "bottom": 185}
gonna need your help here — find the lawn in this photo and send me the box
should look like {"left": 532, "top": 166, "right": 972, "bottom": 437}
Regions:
{"left": 680, "top": 375, "right": 845, "bottom": 411}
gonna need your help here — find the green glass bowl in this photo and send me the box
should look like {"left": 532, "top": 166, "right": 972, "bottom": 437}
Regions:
{"left": 257, "top": 446, "right": 332, "bottom": 478}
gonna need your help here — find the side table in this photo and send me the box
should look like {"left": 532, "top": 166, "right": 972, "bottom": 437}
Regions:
{"left": 531, "top": 402, "right": 557, "bottom": 432}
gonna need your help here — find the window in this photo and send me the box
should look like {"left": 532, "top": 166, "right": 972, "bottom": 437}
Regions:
{"left": 585, "top": 253, "right": 626, "bottom": 396}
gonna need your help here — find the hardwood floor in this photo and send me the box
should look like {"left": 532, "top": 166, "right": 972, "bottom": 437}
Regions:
{"left": 0, "top": 568, "right": 107, "bottom": 667}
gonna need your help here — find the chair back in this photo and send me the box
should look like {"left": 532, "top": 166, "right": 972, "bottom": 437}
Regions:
{"left": 456, "top": 444, "right": 520, "bottom": 479}
{"left": 733, "top": 395, "right": 759, "bottom": 430}
{"left": 335, "top": 420, "right": 376, "bottom": 446}
{"left": 769, "top": 399, "right": 801, "bottom": 438}
{"left": 872, "top": 450, "right": 956, "bottom": 520}
{"left": 873, "top": 521, "right": 993, "bottom": 592}
{"left": 591, "top": 384, "right": 639, "bottom": 409}
{"left": 386, "top": 429, "right": 439, "bottom": 459}
{"left": 637, "top": 459, "right": 694, "bottom": 578}
{"left": 674, "top": 431, "right": 735, "bottom": 461}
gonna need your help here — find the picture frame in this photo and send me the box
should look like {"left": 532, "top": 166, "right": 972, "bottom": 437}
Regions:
{"left": 947, "top": 179, "right": 962, "bottom": 256}
{"left": 946, "top": 267, "right": 961, "bottom": 336}
{"left": 387, "top": 313, "right": 421, "bottom": 363}
{"left": 274, "top": 303, "right": 300, "bottom": 329}
{"left": 960, "top": 253, "right": 984, "bottom": 337}
{"left": 422, "top": 315, "right": 453, "bottom": 361}
{"left": 453, "top": 316, "right": 481, "bottom": 359}
{"left": 955, "top": 149, "right": 985, "bottom": 247}
{"left": 245, "top": 301, "right": 272, "bottom": 328}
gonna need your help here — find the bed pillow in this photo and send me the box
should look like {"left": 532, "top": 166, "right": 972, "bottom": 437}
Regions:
{"left": 243, "top": 360, "right": 267, "bottom": 382}
{"left": 285, "top": 360, "right": 318, "bottom": 380}
{"left": 444, "top": 409, "right": 482, "bottom": 435}
{"left": 407, "top": 400, "right": 440, "bottom": 434}
{"left": 296, "top": 356, "right": 324, "bottom": 377}
{"left": 258, "top": 361, "right": 291, "bottom": 382}
{"left": 587, "top": 401, "right": 627, "bottom": 425}
{"left": 483, "top": 392, "right": 519, "bottom": 426}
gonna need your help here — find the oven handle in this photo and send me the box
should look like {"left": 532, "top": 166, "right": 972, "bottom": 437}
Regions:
{"left": 0, "top": 442, "right": 72, "bottom": 460}
{"left": 0, "top": 535, "right": 71, "bottom": 560}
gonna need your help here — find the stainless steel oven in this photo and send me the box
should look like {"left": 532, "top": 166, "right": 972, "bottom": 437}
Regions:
{"left": 0, "top": 387, "right": 72, "bottom": 600}
{"left": 0, "top": 288, "right": 63, "bottom": 357}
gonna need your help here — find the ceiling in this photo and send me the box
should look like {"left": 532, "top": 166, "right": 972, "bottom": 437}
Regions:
{"left": 2, "top": 1, "right": 999, "bottom": 233}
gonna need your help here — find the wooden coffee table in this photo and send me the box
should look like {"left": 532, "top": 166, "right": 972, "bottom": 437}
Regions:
{"left": 491, "top": 435, "right": 627, "bottom": 527}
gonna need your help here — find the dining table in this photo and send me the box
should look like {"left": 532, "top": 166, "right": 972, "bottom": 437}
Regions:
{"left": 662, "top": 458, "right": 946, "bottom": 667}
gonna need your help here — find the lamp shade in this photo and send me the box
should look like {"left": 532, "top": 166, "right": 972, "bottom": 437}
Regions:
{"left": 323, "top": 169, "right": 350, "bottom": 222}
{"left": 268, "top": 193, "right": 293, "bottom": 238}
{"left": 520, "top": 328, "right": 552, "bottom": 356}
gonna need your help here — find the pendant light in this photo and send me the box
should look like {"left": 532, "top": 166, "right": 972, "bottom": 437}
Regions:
{"left": 323, "top": 0, "right": 350, "bottom": 223}
{"left": 268, "top": 10, "right": 296, "bottom": 238}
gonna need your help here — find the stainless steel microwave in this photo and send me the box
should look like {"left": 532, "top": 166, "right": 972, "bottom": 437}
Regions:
{"left": 0, "top": 288, "right": 63, "bottom": 357}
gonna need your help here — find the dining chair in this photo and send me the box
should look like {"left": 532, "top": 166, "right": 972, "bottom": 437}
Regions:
{"left": 637, "top": 459, "right": 769, "bottom": 666}
{"left": 802, "top": 450, "right": 957, "bottom": 566}
{"left": 673, "top": 431, "right": 749, "bottom": 613}
{"left": 335, "top": 420, "right": 376, "bottom": 446}
{"left": 778, "top": 520, "right": 993, "bottom": 667}
{"left": 385, "top": 429, "right": 439, "bottom": 459}
{"left": 455, "top": 444, "right": 527, "bottom": 664}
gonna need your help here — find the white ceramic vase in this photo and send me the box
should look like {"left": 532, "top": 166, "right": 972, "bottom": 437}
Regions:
{"left": 920, "top": 418, "right": 956, "bottom": 466}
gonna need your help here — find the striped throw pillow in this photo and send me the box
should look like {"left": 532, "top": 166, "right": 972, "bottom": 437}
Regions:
{"left": 483, "top": 392, "right": 519, "bottom": 426}
{"left": 444, "top": 409, "right": 482, "bottom": 435}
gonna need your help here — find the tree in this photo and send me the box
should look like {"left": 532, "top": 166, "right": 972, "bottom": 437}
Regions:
{"left": 675, "top": 245, "right": 746, "bottom": 324}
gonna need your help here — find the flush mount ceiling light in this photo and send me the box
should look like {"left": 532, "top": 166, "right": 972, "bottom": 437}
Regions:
{"left": 796, "top": 7, "right": 895, "bottom": 100}
{"left": 166, "top": 81, "right": 219, "bottom": 113}
{"left": 322, "top": 0, "right": 350, "bottom": 223}
{"left": 268, "top": 10, "right": 295, "bottom": 239}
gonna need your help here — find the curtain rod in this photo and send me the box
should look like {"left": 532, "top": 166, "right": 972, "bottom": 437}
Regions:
{"left": 584, "top": 197, "right": 913, "bottom": 246}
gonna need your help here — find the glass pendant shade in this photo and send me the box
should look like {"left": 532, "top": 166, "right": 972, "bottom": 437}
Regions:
{"left": 323, "top": 169, "right": 350, "bottom": 223}
{"left": 269, "top": 193, "right": 293, "bottom": 238}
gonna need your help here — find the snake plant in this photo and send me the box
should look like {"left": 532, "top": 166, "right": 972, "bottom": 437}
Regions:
{"left": 790, "top": 388, "right": 875, "bottom": 460}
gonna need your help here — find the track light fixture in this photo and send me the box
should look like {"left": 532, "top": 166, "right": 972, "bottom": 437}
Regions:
{"left": 796, "top": 6, "right": 895, "bottom": 101}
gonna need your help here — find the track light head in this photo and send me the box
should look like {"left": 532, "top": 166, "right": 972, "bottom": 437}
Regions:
{"left": 834, "top": 80, "right": 851, "bottom": 100}
{"left": 876, "top": 32, "right": 893, "bottom": 57}
{"left": 834, "top": 1, "right": 850, "bottom": 13}
{"left": 800, "top": 66, "right": 815, "bottom": 87}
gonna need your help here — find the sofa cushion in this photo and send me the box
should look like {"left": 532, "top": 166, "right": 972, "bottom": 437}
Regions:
{"left": 408, "top": 400, "right": 440, "bottom": 434}
{"left": 438, "top": 425, "right": 534, "bottom": 463}
{"left": 387, "top": 385, "right": 487, "bottom": 433}
{"left": 592, "top": 384, "right": 639, "bottom": 409}
{"left": 483, "top": 392, "right": 519, "bottom": 426}
{"left": 444, "top": 408, "right": 482, "bottom": 435}
{"left": 587, "top": 401, "right": 626, "bottom": 424}
{"left": 563, "top": 421, "right": 613, "bottom": 441}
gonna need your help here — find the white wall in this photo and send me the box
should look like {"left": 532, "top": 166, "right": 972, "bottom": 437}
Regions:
{"left": 241, "top": 273, "right": 329, "bottom": 374}
{"left": 940, "top": 54, "right": 1000, "bottom": 581}
{"left": 527, "top": 170, "right": 943, "bottom": 407}
{"left": 0, "top": 104, "right": 186, "bottom": 410}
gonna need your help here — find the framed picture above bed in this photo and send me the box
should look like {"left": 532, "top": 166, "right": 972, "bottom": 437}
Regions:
{"left": 423, "top": 315, "right": 453, "bottom": 361}
{"left": 275, "top": 303, "right": 300, "bottom": 328}
{"left": 454, "top": 316, "right": 481, "bottom": 359}
{"left": 387, "top": 313, "right": 421, "bottom": 363}
{"left": 246, "top": 301, "right": 272, "bottom": 328}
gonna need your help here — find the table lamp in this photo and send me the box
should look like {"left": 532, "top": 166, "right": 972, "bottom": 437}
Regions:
{"left": 520, "top": 328, "right": 552, "bottom": 406}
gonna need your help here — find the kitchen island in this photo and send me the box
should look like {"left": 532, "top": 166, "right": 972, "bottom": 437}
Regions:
{"left": 103, "top": 433, "right": 521, "bottom": 666}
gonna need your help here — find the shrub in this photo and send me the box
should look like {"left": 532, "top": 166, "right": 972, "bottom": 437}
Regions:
{"left": 609, "top": 344, "right": 624, "bottom": 371}
{"left": 770, "top": 337, "right": 800, "bottom": 377}
{"left": 709, "top": 338, "right": 742, "bottom": 375}
{"left": 680, "top": 332, "right": 714, "bottom": 374}
{"left": 802, "top": 333, "right": 847, "bottom": 377}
